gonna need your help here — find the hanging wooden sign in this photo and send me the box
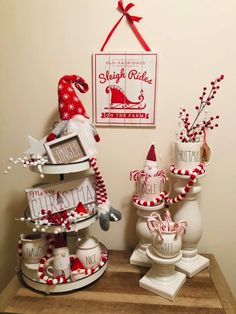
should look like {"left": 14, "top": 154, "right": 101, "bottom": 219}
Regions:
{"left": 25, "top": 175, "right": 96, "bottom": 219}
{"left": 93, "top": 52, "right": 158, "bottom": 126}
{"left": 93, "top": 1, "right": 158, "bottom": 127}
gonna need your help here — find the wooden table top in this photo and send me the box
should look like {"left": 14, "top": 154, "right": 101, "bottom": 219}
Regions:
{"left": 0, "top": 251, "right": 235, "bottom": 314}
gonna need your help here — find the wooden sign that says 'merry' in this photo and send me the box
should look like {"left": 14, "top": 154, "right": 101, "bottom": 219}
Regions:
{"left": 93, "top": 52, "right": 158, "bottom": 126}
{"left": 25, "top": 176, "right": 96, "bottom": 219}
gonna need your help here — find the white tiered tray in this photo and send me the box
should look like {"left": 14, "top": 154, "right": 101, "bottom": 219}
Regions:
{"left": 20, "top": 245, "right": 108, "bottom": 294}
{"left": 30, "top": 160, "right": 91, "bottom": 175}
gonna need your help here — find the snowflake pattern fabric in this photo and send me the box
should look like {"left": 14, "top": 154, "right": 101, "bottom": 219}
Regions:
{"left": 58, "top": 75, "right": 89, "bottom": 121}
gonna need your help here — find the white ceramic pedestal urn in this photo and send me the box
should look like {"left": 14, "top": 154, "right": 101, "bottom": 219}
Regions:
{"left": 130, "top": 202, "right": 165, "bottom": 267}
{"left": 139, "top": 247, "right": 186, "bottom": 301}
{"left": 173, "top": 141, "right": 209, "bottom": 277}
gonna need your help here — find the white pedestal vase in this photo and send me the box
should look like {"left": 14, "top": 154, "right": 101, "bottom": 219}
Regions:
{"left": 173, "top": 173, "right": 209, "bottom": 277}
{"left": 130, "top": 202, "right": 165, "bottom": 267}
{"left": 139, "top": 247, "right": 186, "bottom": 301}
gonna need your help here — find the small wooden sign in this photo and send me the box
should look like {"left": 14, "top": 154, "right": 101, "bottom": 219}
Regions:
{"left": 93, "top": 52, "right": 159, "bottom": 126}
{"left": 25, "top": 175, "right": 96, "bottom": 219}
{"left": 44, "top": 133, "right": 88, "bottom": 164}
{"left": 200, "top": 142, "right": 211, "bottom": 164}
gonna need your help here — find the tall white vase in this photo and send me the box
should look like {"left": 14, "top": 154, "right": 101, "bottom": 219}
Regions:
{"left": 173, "top": 173, "right": 209, "bottom": 277}
{"left": 130, "top": 202, "right": 164, "bottom": 267}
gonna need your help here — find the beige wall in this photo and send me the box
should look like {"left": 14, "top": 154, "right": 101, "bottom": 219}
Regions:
{"left": 0, "top": 0, "right": 236, "bottom": 297}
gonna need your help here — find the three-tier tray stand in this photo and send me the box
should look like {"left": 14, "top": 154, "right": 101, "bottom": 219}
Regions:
{"left": 19, "top": 160, "right": 108, "bottom": 294}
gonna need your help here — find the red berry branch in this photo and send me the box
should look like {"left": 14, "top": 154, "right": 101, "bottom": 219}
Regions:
{"left": 177, "top": 75, "right": 224, "bottom": 143}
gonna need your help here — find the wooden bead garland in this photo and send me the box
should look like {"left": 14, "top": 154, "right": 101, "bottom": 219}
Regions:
{"left": 165, "top": 163, "right": 206, "bottom": 207}
{"left": 132, "top": 191, "right": 166, "bottom": 207}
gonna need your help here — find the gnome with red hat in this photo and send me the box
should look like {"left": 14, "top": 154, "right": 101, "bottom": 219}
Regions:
{"left": 46, "top": 75, "right": 100, "bottom": 156}
{"left": 130, "top": 143, "right": 168, "bottom": 207}
{"left": 46, "top": 74, "right": 121, "bottom": 231}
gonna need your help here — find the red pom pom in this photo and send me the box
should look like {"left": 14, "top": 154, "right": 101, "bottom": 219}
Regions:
{"left": 47, "top": 279, "right": 53, "bottom": 285}
{"left": 40, "top": 274, "right": 44, "bottom": 279}
{"left": 185, "top": 170, "right": 190, "bottom": 175}
{"left": 94, "top": 134, "right": 100, "bottom": 142}
{"left": 184, "top": 187, "right": 190, "bottom": 192}
{"left": 40, "top": 258, "right": 45, "bottom": 264}
{"left": 188, "top": 180, "right": 193, "bottom": 186}
{"left": 178, "top": 170, "right": 182, "bottom": 175}
{"left": 39, "top": 267, "right": 44, "bottom": 272}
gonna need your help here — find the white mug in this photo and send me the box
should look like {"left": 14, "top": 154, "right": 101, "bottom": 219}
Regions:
{"left": 20, "top": 233, "right": 48, "bottom": 264}
{"left": 46, "top": 247, "right": 71, "bottom": 279}
{"left": 136, "top": 176, "right": 170, "bottom": 202}
{"left": 46, "top": 263, "right": 71, "bottom": 279}
{"left": 175, "top": 141, "right": 201, "bottom": 170}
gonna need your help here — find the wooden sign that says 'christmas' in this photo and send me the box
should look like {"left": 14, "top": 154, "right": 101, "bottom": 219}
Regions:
{"left": 93, "top": 52, "right": 158, "bottom": 126}
{"left": 26, "top": 175, "right": 96, "bottom": 219}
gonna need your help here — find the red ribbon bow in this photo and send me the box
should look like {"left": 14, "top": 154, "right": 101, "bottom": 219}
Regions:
{"left": 118, "top": 0, "right": 142, "bottom": 23}
{"left": 100, "top": 0, "right": 150, "bottom": 51}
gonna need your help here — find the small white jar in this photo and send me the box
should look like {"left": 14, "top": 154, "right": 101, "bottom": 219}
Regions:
{"left": 76, "top": 236, "right": 101, "bottom": 269}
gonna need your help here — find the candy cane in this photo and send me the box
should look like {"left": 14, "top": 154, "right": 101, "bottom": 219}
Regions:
{"left": 155, "top": 169, "right": 167, "bottom": 183}
{"left": 147, "top": 211, "right": 187, "bottom": 239}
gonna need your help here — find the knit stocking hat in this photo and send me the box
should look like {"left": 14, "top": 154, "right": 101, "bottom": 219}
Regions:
{"left": 145, "top": 143, "right": 157, "bottom": 167}
{"left": 54, "top": 233, "right": 67, "bottom": 248}
{"left": 58, "top": 75, "right": 89, "bottom": 120}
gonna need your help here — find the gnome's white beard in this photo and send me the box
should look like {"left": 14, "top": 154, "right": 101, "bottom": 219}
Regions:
{"left": 143, "top": 162, "right": 158, "bottom": 176}
{"left": 63, "top": 115, "right": 97, "bottom": 157}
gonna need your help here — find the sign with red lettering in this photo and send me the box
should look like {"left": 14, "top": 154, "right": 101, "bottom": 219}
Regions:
{"left": 92, "top": 52, "right": 158, "bottom": 126}
{"left": 25, "top": 175, "right": 96, "bottom": 219}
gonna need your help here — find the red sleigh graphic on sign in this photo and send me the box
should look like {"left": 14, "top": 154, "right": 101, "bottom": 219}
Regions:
{"left": 105, "top": 85, "right": 146, "bottom": 110}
